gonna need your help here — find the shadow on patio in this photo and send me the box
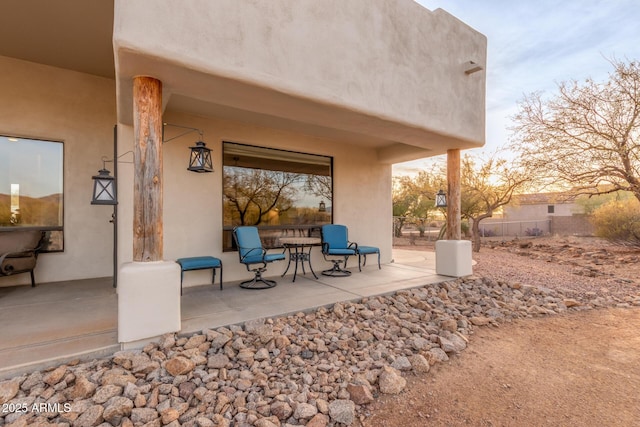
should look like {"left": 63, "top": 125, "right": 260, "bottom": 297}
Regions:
{"left": 0, "top": 249, "right": 447, "bottom": 379}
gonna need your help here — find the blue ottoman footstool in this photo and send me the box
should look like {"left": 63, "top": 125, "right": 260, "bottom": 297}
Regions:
{"left": 176, "top": 256, "right": 223, "bottom": 295}
{"left": 356, "top": 246, "right": 381, "bottom": 271}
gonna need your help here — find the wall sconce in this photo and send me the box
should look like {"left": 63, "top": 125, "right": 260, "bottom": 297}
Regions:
{"left": 91, "top": 123, "right": 212, "bottom": 206}
{"left": 163, "top": 123, "right": 213, "bottom": 173}
{"left": 188, "top": 141, "right": 213, "bottom": 173}
{"left": 91, "top": 161, "right": 117, "bottom": 205}
{"left": 318, "top": 200, "right": 327, "bottom": 212}
{"left": 435, "top": 189, "right": 447, "bottom": 208}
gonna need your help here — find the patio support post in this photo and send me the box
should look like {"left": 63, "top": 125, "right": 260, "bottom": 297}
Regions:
{"left": 446, "top": 149, "right": 461, "bottom": 240}
{"left": 118, "top": 76, "right": 181, "bottom": 348}
{"left": 133, "top": 76, "right": 163, "bottom": 262}
{"left": 435, "top": 148, "right": 472, "bottom": 277}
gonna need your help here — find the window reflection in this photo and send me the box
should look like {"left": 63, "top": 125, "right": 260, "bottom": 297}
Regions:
{"left": 222, "top": 142, "right": 332, "bottom": 250}
{"left": 0, "top": 135, "right": 64, "bottom": 251}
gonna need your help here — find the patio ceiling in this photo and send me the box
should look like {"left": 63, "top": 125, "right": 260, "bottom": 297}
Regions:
{"left": 0, "top": 0, "right": 115, "bottom": 79}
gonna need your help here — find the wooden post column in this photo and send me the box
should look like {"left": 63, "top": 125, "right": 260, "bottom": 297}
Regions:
{"left": 133, "top": 76, "right": 163, "bottom": 262}
{"left": 446, "top": 148, "right": 461, "bottom": 240}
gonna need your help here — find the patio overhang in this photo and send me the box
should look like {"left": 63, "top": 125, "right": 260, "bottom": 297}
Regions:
{"left": 114, "top": 0, "right": 487, "bottom": 163}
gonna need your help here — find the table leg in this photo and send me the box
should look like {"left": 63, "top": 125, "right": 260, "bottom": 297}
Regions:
{"left": 282, "top": 246, "right": 293, "bottom": 277}
{"left": 293, "top": 245, "right": 300, "bottom": 282}
{"left": 307, "top": 245, "right": 318, "bottom": 279}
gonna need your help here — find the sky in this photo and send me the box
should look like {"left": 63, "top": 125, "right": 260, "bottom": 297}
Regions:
{"left": 394, "top": 0, "right": 640, "bottom": 176}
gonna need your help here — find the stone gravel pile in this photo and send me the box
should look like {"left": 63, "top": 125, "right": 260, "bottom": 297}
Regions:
{"left": 1, "top": 276, "right": 638, "bottom": 427}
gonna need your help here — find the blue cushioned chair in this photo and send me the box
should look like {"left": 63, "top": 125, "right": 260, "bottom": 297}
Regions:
{"left": 233, "top": 226, "right": 285, "bottom": 289}
{"left": 320, "top": 224, "right": 357, "bottom": 276}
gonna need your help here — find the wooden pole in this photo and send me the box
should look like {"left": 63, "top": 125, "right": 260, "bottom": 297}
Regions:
{"left": 446, "top": 149, "right": 461, "bottom": 240}
{"left": 133, "top": 76, "right": 163, "bottom": 262}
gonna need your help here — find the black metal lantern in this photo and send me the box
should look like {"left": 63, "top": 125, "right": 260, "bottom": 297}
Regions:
{"left": 435, "top": 189, "right": 447, "bottom": 208}
{"left": 91, "top": 168, "right": 117, "bottom": 205}
{"left": 187, "top": 141, "right": 213, "bottom": 173}
{"left": 319, "top": 200, "right": 326, "bottom": 212}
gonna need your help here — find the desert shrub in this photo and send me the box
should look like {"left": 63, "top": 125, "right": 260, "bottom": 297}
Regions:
{"left": 461, "top": 221, "right": 470, "bottom": 237}
{"left": 591, "top": 198, "right": 640, "bottom": 246}
{"left": 525, "top": 227, "right": 544, "bottom": 236}
{"left": 479, "top": 227, "right": 496, "bottom": 237}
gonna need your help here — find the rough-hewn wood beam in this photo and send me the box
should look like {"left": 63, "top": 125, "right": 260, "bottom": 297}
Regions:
{"left": 446, "top": 149, "right": 461, "bottom": 240}
{"left": 133, "top": 76, "right": 163, "bottom": 262}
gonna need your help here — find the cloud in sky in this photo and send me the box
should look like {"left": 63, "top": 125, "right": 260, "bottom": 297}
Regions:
{"left": 395, "top": 0, "right": 640, "bottom": 176}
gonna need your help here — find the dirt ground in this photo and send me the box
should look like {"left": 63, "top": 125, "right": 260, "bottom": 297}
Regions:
{"left": 362, "top": 236, "right": 640, "bottom": 427}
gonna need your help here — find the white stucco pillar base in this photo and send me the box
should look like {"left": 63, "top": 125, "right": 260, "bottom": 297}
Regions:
{"left": 117, "top": 261, "right": 181, "bottom": 344}
{"left": 435, "top": 240, "right": 473, "bottom": 277}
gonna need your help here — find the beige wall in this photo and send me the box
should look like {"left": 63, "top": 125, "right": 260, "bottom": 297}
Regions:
{"left": 504, "top": 203, "right": 579, "bottom": 221}
{"left": 116, "top": 111, "right": 392, "bottom": 288}
{"left": 0, "top": 56, "right": 116, "bottom": 286}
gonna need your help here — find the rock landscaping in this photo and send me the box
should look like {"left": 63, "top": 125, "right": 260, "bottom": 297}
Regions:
{"left": 1, "top": 275, "right": 639, "bottom": 427}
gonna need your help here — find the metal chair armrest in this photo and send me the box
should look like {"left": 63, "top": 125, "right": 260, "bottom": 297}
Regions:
{"left": 238, "top": 246, "right": 267, "bottom": 263}
{"left": 0, "top": 252, "right": 12, "bottom": 275}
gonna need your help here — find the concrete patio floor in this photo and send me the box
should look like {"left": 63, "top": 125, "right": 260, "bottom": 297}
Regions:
{"left": 0, "top": 249, "right": 448, "bottom": 379}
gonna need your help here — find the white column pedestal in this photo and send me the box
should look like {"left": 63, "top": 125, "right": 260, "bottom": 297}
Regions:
{"left": 435, "top": 240, "right": 473, "bottom": 277}
{"left": 117, "top": 261, "right": 181, "bottom": 345}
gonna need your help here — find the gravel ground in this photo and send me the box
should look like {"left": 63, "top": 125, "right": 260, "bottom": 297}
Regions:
{"left": 472, "top": 236, "right": 640, "bottom": 300}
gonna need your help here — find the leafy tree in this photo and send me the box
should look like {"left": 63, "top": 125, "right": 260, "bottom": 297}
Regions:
{"left": 511, "top": 59, "right": 640, "bottom": 202}
{"left": 223, "top": 168, "right": 300, "bottom": 226}
{"left": 392, "top": 176, "right": 416, "bottom": 237}
{"left": 460, "top": 154, "right": 531, "bottom": 252}
{"left": 575, "top": 190, "right": 634, "bottom": 215}
{"left": 392, "top": 172, "right": 441, "bottom": 237}
{"left": 304, "top": 175, "right": 332, "bottom": 202}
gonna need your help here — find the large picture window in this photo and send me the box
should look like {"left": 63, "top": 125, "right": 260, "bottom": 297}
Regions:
{"left": 0, "top": 135, "right": 64, "bottom": 251}
{"left": 222, "top": 142, "right": 332, "bottom": 250}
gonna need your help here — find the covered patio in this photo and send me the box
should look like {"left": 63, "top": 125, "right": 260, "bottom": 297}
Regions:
{"left": 1, "top": 0, "right": 485, "bottom": 364}
{"left": 0, "top": 249, "right": 445, "bottom": 380}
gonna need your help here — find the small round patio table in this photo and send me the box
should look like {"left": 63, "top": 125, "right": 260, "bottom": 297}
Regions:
{"left": 280, "top": 237, "right": 321, "bottom": 282}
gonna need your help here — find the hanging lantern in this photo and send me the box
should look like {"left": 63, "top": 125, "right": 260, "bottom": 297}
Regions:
{"left": 188, "top": 141, "right": 213, "bottom": 173}
{"left": 435, "top": 189, "right": 447, "bottom": 208}
{"left": 319, "top": 200, "right": 327, "bottom": 212}
{"left": 91, "top": 168, "right": 117, "bottom": 205}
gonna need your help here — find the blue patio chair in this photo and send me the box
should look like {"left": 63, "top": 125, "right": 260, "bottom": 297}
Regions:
{"left": 233, "top": 226, "right": 285, "bottom": 289}
{"left": 320, "top": 224, "right": 357, "bottom": 276}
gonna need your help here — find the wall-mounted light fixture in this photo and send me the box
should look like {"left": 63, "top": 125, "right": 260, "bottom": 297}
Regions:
{"left": 91, "top": 123, "right": 213, "bottom": 205}
{"left": 91, "top": 162, "right": 117, "bottom": 205}
{"left": 435, "top": 189, "right": 447, "bottom": 208}
{"left": 163, "top": 123, "right": 213, "bottom": 173}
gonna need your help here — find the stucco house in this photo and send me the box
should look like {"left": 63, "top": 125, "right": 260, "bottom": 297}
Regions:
{"left": 0, "top": 0, "right": 486, "bottom": 346}
{"left": 481, "top": 192, "right": 595, "bottom": 237}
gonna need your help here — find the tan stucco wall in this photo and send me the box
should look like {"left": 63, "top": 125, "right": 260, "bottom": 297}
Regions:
{"left": 116, "top": 112, "right": 392, "bottom": 287}
{"left": 113, "top": 0, "right": 486, "bottom": 157}
{"left": 0, "top": 56, "right": 116, "bottom": 286}
{"left": 504, "top": 203, "right": 578, "bottom": 221}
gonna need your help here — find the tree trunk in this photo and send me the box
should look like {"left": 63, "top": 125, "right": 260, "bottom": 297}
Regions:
{"left": 471, "top": 219, "right": 482, "bottom": 252}
{"left": 446, "top": 149, "right": 461, "bottom": 240}
{"left": 394, "top": 218, "right": 405, "bottom": 237}
{"left": 471, "top": 213, "right": 493, "bottom": 252}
